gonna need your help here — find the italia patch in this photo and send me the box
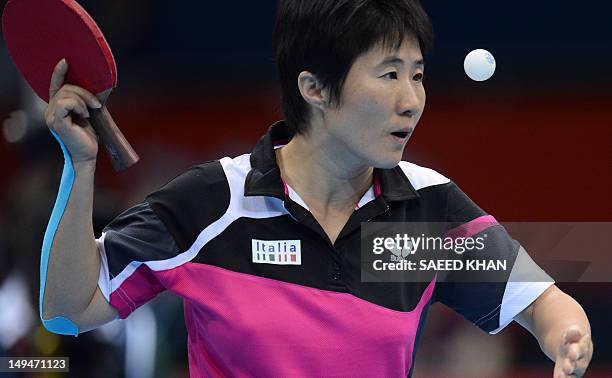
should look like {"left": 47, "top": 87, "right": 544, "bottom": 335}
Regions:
{"left": 252, "top": 239, "right": 301, "bottom": 265}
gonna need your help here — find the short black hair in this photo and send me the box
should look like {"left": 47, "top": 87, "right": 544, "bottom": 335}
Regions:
{"left": 273, "top": 0, "right": 433, "bottom": 136}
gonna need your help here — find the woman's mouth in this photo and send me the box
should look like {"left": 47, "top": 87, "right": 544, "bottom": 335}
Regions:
{"left": 390, "top": 131, "right": 409, "bottom": 138}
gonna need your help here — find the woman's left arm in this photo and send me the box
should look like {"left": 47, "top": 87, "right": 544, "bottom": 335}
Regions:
{"left": 514, "top": 284, "right": 594, "bottom": 378}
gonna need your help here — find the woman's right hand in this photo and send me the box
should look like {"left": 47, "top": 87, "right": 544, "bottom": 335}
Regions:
{"left": 43, "top": 58, "right": 102, "bottom": 163}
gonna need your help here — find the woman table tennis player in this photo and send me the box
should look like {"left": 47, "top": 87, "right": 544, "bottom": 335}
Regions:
{"left": 40, "top": 0, "right": 592, "bottom": 376}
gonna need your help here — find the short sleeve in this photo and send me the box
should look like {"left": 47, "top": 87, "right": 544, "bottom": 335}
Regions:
{"left": 432, "top": 182, "right": 555, "bottom": 334}
{"left": 96, "top": 201, "right": 180, "bottom": 319}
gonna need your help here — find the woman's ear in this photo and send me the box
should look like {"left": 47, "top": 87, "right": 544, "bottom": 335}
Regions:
{"left": 297, "top": 71, "right": 329, "bottom": 111}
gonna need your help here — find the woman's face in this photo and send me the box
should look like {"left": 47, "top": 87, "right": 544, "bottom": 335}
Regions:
{"left": 321, "top": 34, "right": 426, "bottom": 169}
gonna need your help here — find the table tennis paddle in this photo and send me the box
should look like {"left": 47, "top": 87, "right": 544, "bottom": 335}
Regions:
{"left": 2, "top": 0, "right": 139, "bottom": 171}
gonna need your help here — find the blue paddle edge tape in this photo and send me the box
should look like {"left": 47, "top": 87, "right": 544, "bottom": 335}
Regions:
{"left": 39, "top": 130, "right": 80, "bottom": 336}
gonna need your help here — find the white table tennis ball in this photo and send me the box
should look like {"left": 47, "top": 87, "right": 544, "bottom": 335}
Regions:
{"left": 464, "top": 49, "right": 496, "bottom": 81}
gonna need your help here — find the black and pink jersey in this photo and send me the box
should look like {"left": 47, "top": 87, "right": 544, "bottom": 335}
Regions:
{"left": 96, "top": 121, "right": 553, "bottom": 377}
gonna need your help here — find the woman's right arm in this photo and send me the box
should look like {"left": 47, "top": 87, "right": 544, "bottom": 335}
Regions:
{"left": 41, "top": 59, "right": 118, "bottom": 333}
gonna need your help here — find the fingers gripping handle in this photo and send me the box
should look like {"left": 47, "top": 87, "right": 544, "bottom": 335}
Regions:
{"left": 88, "top": 106, "right": 139, "bottom": 171}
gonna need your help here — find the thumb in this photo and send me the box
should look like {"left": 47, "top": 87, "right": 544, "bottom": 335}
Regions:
{"left": 563, "top": 326, "right": 583, "bottom": 345}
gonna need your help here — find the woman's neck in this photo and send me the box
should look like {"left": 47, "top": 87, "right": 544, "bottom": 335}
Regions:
{"left": 275, "top": 132, "right": 374, "bottom": 213}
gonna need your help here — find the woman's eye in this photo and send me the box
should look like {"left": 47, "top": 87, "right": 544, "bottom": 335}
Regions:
{"left": 413, "top": 72, "right": 424, "bottom": 81}
{"left": 383, "top": 71, "right": 398, "bottom": 80}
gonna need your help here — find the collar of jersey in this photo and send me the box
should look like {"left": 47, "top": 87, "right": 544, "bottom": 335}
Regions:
{"left": 244, "top": 120, "right": 420, "bottom": 202}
